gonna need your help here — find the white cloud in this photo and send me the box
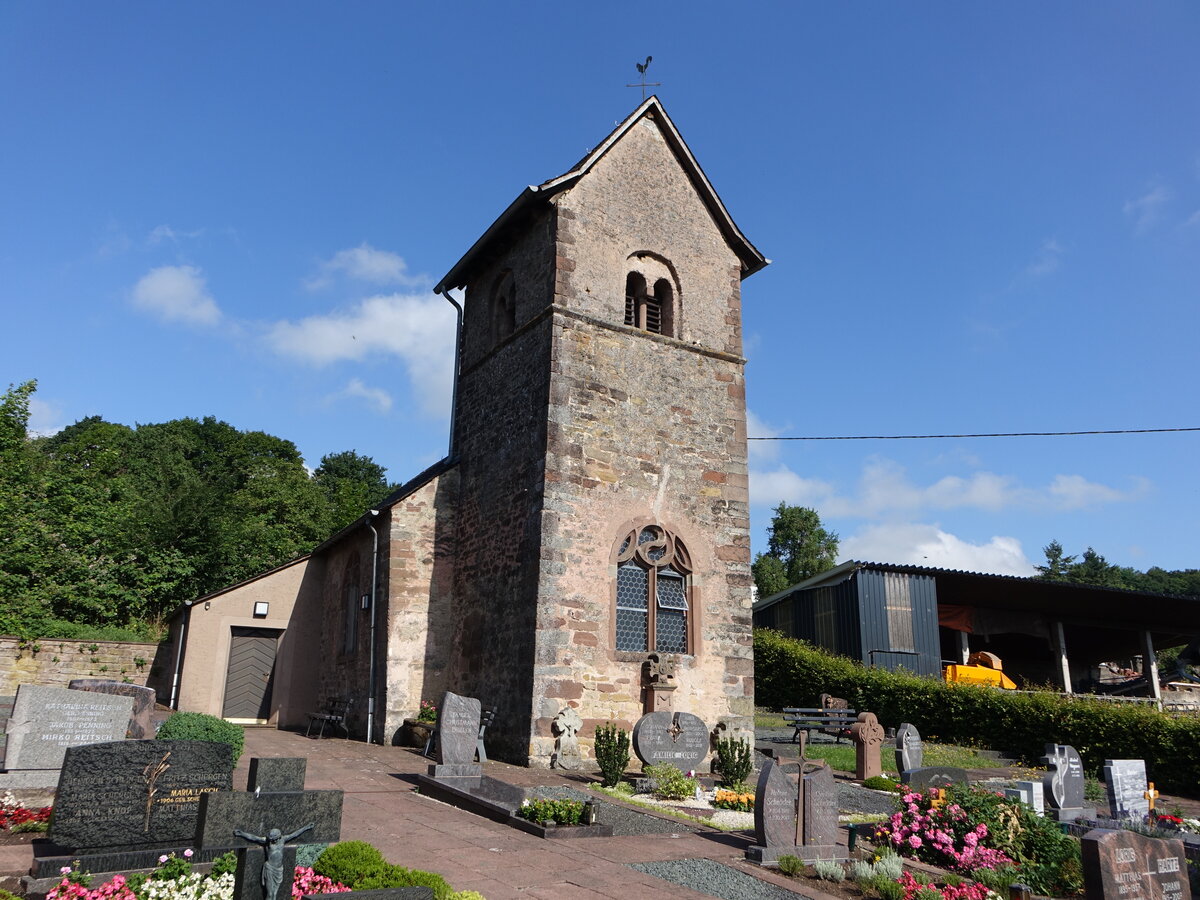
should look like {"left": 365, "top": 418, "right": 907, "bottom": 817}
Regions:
{"left": 1025, "top": 238, "right": 1063, "bottom": 277}
{"left": 840, "top": 522, "right": 1036, "bottom": 576}
{"left": 266, "top": 292, "right": 455, "bottom": 416}
{"left": 147, "top": 224, "right": 204, "bottom": 245}
{"left": 327, "top": 378, "right": 393, "bottom": 414}
{"left": 306, "top": 243, "right": 421, "bottom": 290}
{"left": 1123, "top": 185, "right": 1171, "bottom": 234}
{"left": 746, "top": 410, "right": 783, "bottom": 462}
{"left": 27, "top": 397, "right": 65, "bottom": 437}
{"left": 751, "top": 457, "right": 1145, "bottom": 518}
{"left": 1183, "top": 209, "right": 1200, "bottom": 229}
{"left": 131, "top": 265, "right": 221, "bottom": 326}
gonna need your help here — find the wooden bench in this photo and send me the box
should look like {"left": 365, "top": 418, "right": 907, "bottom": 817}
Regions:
{"left": 423, "top": 706, "right": 496, "bottom": 761}
{"left": 783, "top": 694, "right": 857, "bottom": 745}
{"left": 305, "top": 697, "right": 352, "bottom": 739}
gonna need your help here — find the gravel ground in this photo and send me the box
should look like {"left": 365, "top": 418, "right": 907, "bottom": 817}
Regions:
{"left": 630, "top": 859, "right": 807, "bottom": 899}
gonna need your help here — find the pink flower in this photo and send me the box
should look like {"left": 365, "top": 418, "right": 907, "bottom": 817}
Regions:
{"left": 61, "top": 868, "right": 72, "bottom": 875}
{"left": 183, "top": 849, "right": 193, "bottom": 859}
{"left": 908, "top": 835, "right": 923, "bottom": 848}
{"left": 158, "top": 855, "right": 169, "bottom": 864}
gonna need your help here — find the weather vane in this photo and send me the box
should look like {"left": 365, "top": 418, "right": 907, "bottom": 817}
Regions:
{"left": 626, "top": 56, "right": 661, "bottom": 101}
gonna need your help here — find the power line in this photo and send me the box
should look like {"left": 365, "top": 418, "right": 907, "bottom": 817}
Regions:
{"left": 747, "top": 426, "right": 1200, "bottom": 442}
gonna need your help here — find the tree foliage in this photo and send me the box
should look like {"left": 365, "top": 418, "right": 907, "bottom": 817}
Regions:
{"left": 0, "top": 381, "right": 398, "bottom": 636}
{"left": 1036, "top": 540, "right": 1200, "bottom": 596}
{"left": 752, "top": 503, "right": 839, "bottom": 599}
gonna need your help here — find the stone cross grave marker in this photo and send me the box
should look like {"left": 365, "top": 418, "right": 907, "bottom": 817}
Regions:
{"left": 895, "top": 722, "right": 923, "bottom": 777}
{"left": 4, "top": 683, "right": 134, "bottom": 771}
{"left": 198, "top": 757, "right": 343, "bottom": 900}
{"left": 36, "top": 739, "right": 233, "bottom": 878}
{"left": 551, "top": 707, "right": 583, "bottom": 770}
{"left": 430, "top": 691, "right": 481, "bottom": 777}
{"left": 1104, "top": 759, "right": 1150, "bottom": 820}
{"left": 68, "top": 679, "right": 157, "bottom": 740}
{"left": 632, "top": 710, "right": 709, "bottom": 773}
{"left": 1042, "top": 743, "right": 1095, "bottom": 822}
{"left": 747, "top": 757, "right": 838, "bottom": 863}
{"left": 1081, "top": 828, "right": 1191, "bottom": 900}
{"left": 850, "top": 712, "right": 885, "bottom": 780}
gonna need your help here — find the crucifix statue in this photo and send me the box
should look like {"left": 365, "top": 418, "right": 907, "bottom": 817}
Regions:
{"left": 234, "top": 823, "right": 314, "bottom": 900}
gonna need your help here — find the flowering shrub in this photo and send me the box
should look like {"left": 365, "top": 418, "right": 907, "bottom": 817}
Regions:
{"left": 416, "top": 700, "right": 437, "bottom": 723}
{"left": 875, "top": 790, "right": 1013, "bottom": 874}
{"left": 291, "top": 867, "right": 350, "bottom": 898}
{"left": 897, "top": 871, "right": 997, "bottom": 900}
{"left": 712, "top": 789, "right": 754, "bottom": 812}
{"left": 0, "top": 792, "right": 52, "bottom": 831}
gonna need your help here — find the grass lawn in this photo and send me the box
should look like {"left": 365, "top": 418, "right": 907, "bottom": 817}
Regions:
{"left": 799, "top": 740, "right": 1012, "bottom": 776}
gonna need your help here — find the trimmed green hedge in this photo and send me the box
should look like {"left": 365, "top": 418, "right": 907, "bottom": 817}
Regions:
{"left": 755, "top": 628, "right": 1200, "bottom": 794}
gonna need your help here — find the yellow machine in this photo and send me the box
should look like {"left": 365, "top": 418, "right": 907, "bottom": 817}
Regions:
{"left": 943, "top": 650, "right": 1018, "bottom": 690}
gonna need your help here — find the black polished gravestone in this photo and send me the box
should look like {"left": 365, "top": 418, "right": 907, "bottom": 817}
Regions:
{"left": 895, "top": 723, "right": 923, "bottom": 776}
{"left": 904, "top": 766, "right": 970, "bottom": 793}
{"left": 1104, "top": 759, "right": 1150, "bottom": 820}
{"left": 34, "top": 740, "right": 233, "bottom": 877}
{"left": 1081, "top": 828, "right": 1192, "bottom": 900}
{"left": 632, "top": 711, "right": 709, "bottom": 773}
{"left": 1043, "top": 743, "right": 1096, "bottom": 822}
{"left": 430, "top": 691, "right": 481, "bottom": 778}
{"left": 248, "top": 758, "right": 306, "bottom": 793}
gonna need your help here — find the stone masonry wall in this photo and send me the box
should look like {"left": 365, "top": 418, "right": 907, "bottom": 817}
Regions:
{"left": 527, "top": 110, "right": 754, "bottom": 765}
{"left": 0, "top": 636, "right": 168, "bottom": 697}
{"left": 381, "top": 468, "right": 459, "bottom": 744}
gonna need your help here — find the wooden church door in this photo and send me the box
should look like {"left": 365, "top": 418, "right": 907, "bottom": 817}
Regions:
{"left": 222, "top": 626, "right": 280, "bottom": 721}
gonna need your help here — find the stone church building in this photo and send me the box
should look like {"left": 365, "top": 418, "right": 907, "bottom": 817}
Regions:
{"left": 168, "top": 97, "right": 766, "bottom": 765}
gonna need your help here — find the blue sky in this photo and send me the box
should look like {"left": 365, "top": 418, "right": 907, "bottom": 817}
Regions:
{"left": 3, "top": 3, "right": 1198, "bottom": 576}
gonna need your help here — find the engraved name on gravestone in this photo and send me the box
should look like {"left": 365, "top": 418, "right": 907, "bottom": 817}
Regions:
{"left": 50, "top": 740, "right": 232, "bottom": 851}
{"left": 433, "top": 692, "right": 481, "bottom": 768}
{"left": 753, "top": 758, "right": 796, "bottom": 848}
{"left": 1105, "top": 759, "right": 1150, "bottom": 820}
{"left": 802, "top": 764, "right": 838, "bottom": 848}
{"left": 68, "top": 680, "right": 157, "bottom": 740}
{"left": 1043, "top": 743, "right": 1094, "bottom": 821}
{"left": 1081, "top": 828, "right": 1192, "bottom": 900}
{"left": 632, "top": 711, "right": 709, "bottom": 772}
{"left": 895, "top": 723, "right": 923, "bottom": 775}
{"left": 4, "top": 684, "right": 135, "bottom": 771}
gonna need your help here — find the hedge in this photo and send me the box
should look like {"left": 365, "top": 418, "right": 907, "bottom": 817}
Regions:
{"left": 754, "top": 628, "right": 1200, "bottom": 794}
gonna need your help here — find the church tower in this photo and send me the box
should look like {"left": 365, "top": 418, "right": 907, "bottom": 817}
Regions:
{"left": 434, "top": 97, "right": 767, "bottom": 764}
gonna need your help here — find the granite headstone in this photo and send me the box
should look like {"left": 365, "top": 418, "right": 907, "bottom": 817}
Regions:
{"left": 904, "top": 766, "right": 970, "bottom": 792}
{"left": 1004, "top": 779, "right": 1045, "bottom": 816}
{"left": 50, "top": 739, "right": 233, "bottom": 851}
{"left": 1043, "top": 743, "right": 1095, "bottom": 821}
{"left": 748, "top": 758, "right": 839, "bottom": 863}
{"left": 68, "top": 679, "right": 157, "bottom": 740}
{"left": 801, "top": 763, "right": 838, "bottom": 849}
{"left": 248, "top": 758, "right": 307, "bottom": 793}
{"left": 1081, "top": 828, "right": 1191, "bottom": 900}
{"left": 1104, "top": 759, "right": 1150, "bottom": 820}
{"left": 752, "top": 758, "right": 796, "bottom": 849}
{"left": 197, "top": 787, "right": 342, "bottom": 848}
{"left": 895, "top": 723, "right": 923, "bottom": 775}
{"left": 431, "top": 691, "right": 481, "bottom": 776}
{"left": 632, "top": 710, "right": 709, "bottom": 772}
{"left": 4, "top": 684, "right": 134, "bottom": 771}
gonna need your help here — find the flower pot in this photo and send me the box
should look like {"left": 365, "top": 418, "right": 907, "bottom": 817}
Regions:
{"left": 402, "top": 718, "right": 435, "bottom": 748}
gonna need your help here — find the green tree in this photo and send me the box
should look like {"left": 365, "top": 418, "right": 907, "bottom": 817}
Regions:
{"left": 752, "top": 503, "right": 839, "bottom": 599}
{"left": 1035, "top": 540, "right": 1075, "bottom": 581}
{"left": 314, "top": 450, "right": 392, "bottom": 531}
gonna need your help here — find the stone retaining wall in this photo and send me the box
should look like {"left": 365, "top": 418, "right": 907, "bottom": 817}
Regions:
{"left": 0, "top": 636, "right": 171, "bottom": 699}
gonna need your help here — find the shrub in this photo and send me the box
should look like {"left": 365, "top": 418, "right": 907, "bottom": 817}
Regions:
{"left": 594, "top": 722, "right": 630, "bottom": 787}
{"left": 155, "top": 712, "right": 244, "bottom": 767}
{"left": 864, "top": 775, "right": 901, "bottom": 792}
{"left": 211, "top": 852, "right": 238, "bottom": 878}
{"left": 712, "top": 789, "right": 754, "bottom": 812}
{"left": 356, "top": 865, "right": 453, "bottom": 900}
{"left": 312, "top": 840, "right": 389, "bottom": 887}
{"left": 777, "top": 854, "right": 805, "bottom": 877}
{"left": 876, "top": 877, "right": 907, "bottom": 900}
{"left": 643, "top": 763, "right": 698, "bottom": 800}
{"left": 755, "top": 628, "right": 1200, "bottom": 793}
{"left": 814, "top": 859, "right": 846, "bottom": 882}
{"left": 713, "top": 736, "right": 754, "bottom": 787}
{"left": 516, "top": 798, "right": 586, "bottom": 826}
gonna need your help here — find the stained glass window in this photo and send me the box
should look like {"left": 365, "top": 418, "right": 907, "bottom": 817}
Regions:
{"left": 614, "top": 525, "right": 691, "bottom": 654}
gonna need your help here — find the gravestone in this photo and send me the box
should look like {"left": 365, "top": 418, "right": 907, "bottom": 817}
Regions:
{"left": 68, "top": 679, "right": 157, "bottom": 740}
{"left": 895, "top": 722, "right": 923, "bottom": 776}
{"left": 551, "top": 707, "right": 583, "bottom": 770}
{"left": 430, "top": 691, "right": 481, "bottom": 777}
{"left": 850, "top": 712, "right": 885, "bottom": 780}
{"left": 34, "top": 739, "right": 233, "bottom": 877}
{"left": 303, "top": 891, "right": 434, "bottom": 900}
{"left": 904, "top": 766, "right": 970, "bottom": 792}
{"left": 632, "top": 710, "right": 709, "bottom": 772}
{"left": 4, "top": 683, "right": 134, "bottom": 771}
{"left": 1043, "top": 743, "right": 1095, "bottom": 822}
{"left": 1081, "top": 828, "right": 1191, "bottom": 900}
{"left": 248, "top": 757, "right": 307, "bottom": 793}
{"left": 1104, "top": 759, "right": 1150, "bottom": 820}
{"left": 1005, "top": 779, "right": 1045, "bottom": 816}
{"left": 747, "top": 758, "right": 839, "bottom": 863}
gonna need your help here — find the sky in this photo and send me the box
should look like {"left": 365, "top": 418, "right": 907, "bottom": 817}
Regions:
{"left": 3, "top": 3, "right": 1198, "bottom": 577}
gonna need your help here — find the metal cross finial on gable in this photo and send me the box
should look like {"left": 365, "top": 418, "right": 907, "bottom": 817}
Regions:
{"left": 626, "top": 56, "right": 661, "bottom": 101}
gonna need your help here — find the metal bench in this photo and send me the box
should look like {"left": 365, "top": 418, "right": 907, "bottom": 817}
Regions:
{"left": 423, "top": 706, "right": 496, "bottom": 761}
{"left": 305, "top": 697, "right": 353, "bottom": 739}
{"left": 783, "top": 694, "right": 857, "bottom": 745}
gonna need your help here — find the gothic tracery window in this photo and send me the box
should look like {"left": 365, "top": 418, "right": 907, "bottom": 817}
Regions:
{"left": 615, "top": 524, "right": 692, "bottom": 653}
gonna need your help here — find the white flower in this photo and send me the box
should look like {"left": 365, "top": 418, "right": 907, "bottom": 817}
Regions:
{"left": 60, "top": 867, "right": 71, "bottom": 875}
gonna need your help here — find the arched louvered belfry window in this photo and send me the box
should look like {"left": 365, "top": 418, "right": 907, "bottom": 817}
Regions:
{"left": 615, "top": 524, "right": 692, "bottom": 653}
{"left": 624, "top": 271, "right": 672, "bottom": 337}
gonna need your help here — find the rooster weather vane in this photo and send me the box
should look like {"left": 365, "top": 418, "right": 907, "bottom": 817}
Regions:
{"left": 626, "top": 56, "right": 661, "bottom": 101}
